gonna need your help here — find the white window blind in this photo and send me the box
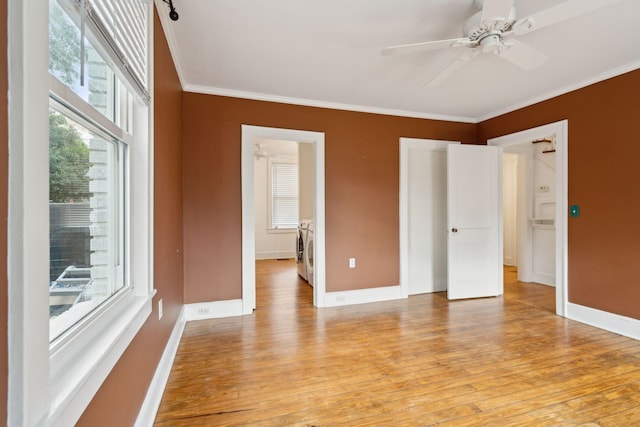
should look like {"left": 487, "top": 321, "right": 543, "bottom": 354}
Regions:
{"left": 63, "top": 0, "right": 149, "bottom": 102}
{"left": 271, "top": 162, "right": 299, "bottom": 229}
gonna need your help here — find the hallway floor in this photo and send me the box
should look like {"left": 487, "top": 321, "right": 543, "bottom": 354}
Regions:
{"left": 154, "top": 259, "right": 640, "bottom": 426}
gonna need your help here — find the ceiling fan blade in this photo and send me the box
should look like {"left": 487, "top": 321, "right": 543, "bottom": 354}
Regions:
{"left": 481, "top": 0, "right": 515, "bottom": 24}
{"left": 424, "top": 50, "right": 479, "bottom": 88}
{"left": 514, "top": 0, "right": 624, "bottom": 35}
{"left": 498, "top": 39, "right": 548, "bottom": 70}
{"left": 381, "top": 38, "right": 471, "bottom": 56}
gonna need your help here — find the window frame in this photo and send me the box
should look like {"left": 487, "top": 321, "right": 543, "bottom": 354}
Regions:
{"left": 47, "top": 95, "right": 129, "bottom": 342}
{"left": 7, "top": 0, "right": 155, "bottom": 425}
{"left": 267, "top": 158, "right": 299, "bottom": 232}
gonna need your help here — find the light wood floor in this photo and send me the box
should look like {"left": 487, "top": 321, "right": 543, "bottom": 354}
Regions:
{"left": 155, "top": 260, "right": 640, "bottom": 426}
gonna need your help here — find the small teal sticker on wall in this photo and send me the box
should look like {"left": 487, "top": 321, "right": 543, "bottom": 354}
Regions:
{"left": 570, "top": 205, "right": 580, "bottom": 218}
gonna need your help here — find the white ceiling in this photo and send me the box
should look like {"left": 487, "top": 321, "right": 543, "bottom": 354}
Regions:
{"left": 157, "top": 0, "right": 640, "bottom": 122}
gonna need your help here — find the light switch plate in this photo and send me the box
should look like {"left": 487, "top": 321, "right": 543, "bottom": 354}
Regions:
{"left": 570, "top": 205, "right": 580, "bottom": 218}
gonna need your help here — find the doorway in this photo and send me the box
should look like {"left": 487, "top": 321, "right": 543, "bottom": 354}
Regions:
{"left": 399, "top": 120, "right": 567, "bottom": 316}
{"left": 399, "top": 138, "right": 459, "bottom": 296}
{"left": 241, "top": 125, "right": 326, "bottom": 312}
{"left": 502, "top": 141, "right": 556, "bottom": 286}
{"left": 489, "top": 120, "right": 568, "bottom": 317}
{"left": 253, "top": 138, "right": 314, "bottom": 304}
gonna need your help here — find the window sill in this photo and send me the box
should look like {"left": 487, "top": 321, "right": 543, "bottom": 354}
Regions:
{"left": 47, "top": 288, "right": 155, "bottom": 425}
{"left": 267, "top": 228, "right": 297, "bottom": 234}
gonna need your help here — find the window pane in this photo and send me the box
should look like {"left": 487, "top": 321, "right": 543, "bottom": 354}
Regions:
{"left": 49, "top": 0, "right": 116, "bottom": 121}
{"left": 271, "top": 163, "right": 299, "bottom": 229}
{"left": 49, "top": 108, "right": 125, "bottom": 341}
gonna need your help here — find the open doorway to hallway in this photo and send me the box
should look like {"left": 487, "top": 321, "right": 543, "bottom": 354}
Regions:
{"left": 256, "top": 259, "right": 313, "bottom": 310}
{"left": 490, "top": 119, "right": 568, "bottom": 317}
{"left": 242, "top": 125, "right": 326, "bottom": 311}
{"left": 250, "top": 135, "right": 317, "bottom": 308}
{"left": 503, "top": 265, "right": 556, "bottom": 314}
{"left": 502, "top": 138, "right": 556, "bottom": 287}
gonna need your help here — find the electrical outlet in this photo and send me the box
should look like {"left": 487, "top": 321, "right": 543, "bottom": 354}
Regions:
{"left": 349, "top": 258, "right": 356, "bottom": 268}
{"left": 158, "top": 298, "right": 163, "bottom": 320}
{"left": 197, "top": 307, "right": 210, "bottom": 315}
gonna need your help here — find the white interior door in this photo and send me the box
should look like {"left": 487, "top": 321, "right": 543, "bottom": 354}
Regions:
{"left": 400, "top": 138, "right": 459, "bottom": 298}
{"left": 447, "top": 144, "right": 502, "bottom": 300}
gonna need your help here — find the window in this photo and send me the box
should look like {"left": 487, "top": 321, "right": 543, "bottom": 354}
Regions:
{"left": 270, "top": 162, "right": 299, "bottom": 229}
{"left": 48, "top": 0, "right": 134, "bottom": 342}
{"left": 48, "top": 105, "right": 126, "bottom": 341}
{"left": 49, "top": 0, "right": 117, "bottom": 121}
{"left": 8, "top": 0, "right": 153, "bottom": 424}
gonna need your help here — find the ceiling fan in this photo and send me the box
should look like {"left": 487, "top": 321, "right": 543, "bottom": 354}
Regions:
{"left": 381, "top": 0, "right": 623, "bottom": 88}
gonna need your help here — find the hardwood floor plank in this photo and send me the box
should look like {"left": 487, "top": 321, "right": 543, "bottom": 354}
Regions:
{"left": 155, "top": 260, "right": 640, "bottom": 425}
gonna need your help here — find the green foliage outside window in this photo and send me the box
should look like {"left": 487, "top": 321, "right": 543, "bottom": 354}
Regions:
{"left": 49, "top": 111, "right": 90, "bottom": 203}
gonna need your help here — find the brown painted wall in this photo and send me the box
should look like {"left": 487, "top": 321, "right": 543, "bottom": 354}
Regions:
{"left": 478, "top": 69, "right": 640, "bottom": 320}
{"left": 0, "top": 0, "right": 8, "bottom": 421}
{"left": 182, "top": 95, "right": 476, "bottom": 302}
{"left": 76, "top": 9, "right": 184, "bottom": 425}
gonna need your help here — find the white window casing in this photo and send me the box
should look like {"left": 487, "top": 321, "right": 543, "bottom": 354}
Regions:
{"left": 269, "top": 160, "right": 299, "bottom": 230}
{"left": 8, "top": 0, "right": 155, "bottom": 425}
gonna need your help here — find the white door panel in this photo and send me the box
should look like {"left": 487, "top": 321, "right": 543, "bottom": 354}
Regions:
{"left": 447, "top": 144, "right": 502, "bottom": 300}
{"left": 400, "top": 138, "right": 459, "bottom": 297}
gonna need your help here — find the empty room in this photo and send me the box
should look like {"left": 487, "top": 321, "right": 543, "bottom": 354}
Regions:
{"left": 3, "top": 0, "right": 640, "bottom": 425}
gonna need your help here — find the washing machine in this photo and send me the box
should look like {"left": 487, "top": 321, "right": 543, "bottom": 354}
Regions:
{"left": 296, "top": 219, "right": 312, "bottom": 281}
{"left": 305, "top": 220, "right": 314, "bottom": 287}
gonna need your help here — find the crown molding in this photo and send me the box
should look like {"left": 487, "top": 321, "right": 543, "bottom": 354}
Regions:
{"left": 154, "top": 0, "right": 187, "bottom": 89}
{"left": 182, "top": 84, "right": 478, "bottom": 124}
{"left": 477, "top": 60, "right": 640, "bottom": 122}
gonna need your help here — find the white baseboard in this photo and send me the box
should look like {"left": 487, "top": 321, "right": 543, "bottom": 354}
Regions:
{"left": 532, "top": 272, "right": 555, "bottom": 286}
{"left": 567, "top": 302, "right": 640, "bottom": 341}
{"left": 134, "top": 307, "right": 186, "bottom": 427}
{"left": 324, "top": 285, "right": 404, "bottom": 307}
{"left": 184, "top": 299, "right": 244, "bottom": 321}
{"left": 255, "top": 251, "right": 295, "bottom": 260}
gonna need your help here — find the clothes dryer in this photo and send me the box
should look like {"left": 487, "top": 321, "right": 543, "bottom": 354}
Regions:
{"left": 305, "top": 220, "right": 314, "bottom": 287}
{"left": 296, "top": 219, "right": 312, "bottom": 281}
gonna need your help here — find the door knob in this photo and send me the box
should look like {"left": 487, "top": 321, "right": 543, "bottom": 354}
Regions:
{"left": 451, "top": 228, "right": 458, "bottom": 233}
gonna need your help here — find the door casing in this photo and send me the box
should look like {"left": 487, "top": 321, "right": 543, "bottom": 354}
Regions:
{"left": 488, "top": 120, "right": 568, "bottom": 317}
{"left": 241, "top": 125, "right": 326, "bottom": 310}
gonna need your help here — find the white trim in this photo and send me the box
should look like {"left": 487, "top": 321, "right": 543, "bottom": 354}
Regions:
{"left": 242, "top": 125, "right": 327, "bottom": 310}
{"left": 49, "top": 75, "right": 125, "bottom": 141}
{"left": 567, "top": 303, "right": 640, "bottom": 341}
{"left": 324, "top": 285, "right": 404, "bottom": 308}
{"left": 134, "top": 307, "right": 186, "bottom": 427}
{"left": 8, "top": 0, "right": 54, "bottom": 424}
{"left": 8, "top": 0, "right": 155, "bottom": 423}
{"left": 153, "top": 0, "right": 186, "bottom": 88}
{"left": 186, "top": 84, "right": 476, "bottom": 124}
{"left": 255, "top": 251, "right": 296, "bottom": 260}
{"left": 152, "top": 14, "right": 639, "bottom": 126}
{"left": 48, "top": 293, "right": 154, "bottom": 426}
{"left": 399, "top": 138, "right": 460, "bottom": 298}
{"left": 531, "top": 273, "right": 555, "bottom": 287}
{"left": 184, "top": 300, "right": 245, "bottom": 321}
{"left": 488, "top": 120, "right": 568, "bottom": 318}
{"left": 478, "top": 60, "right": 640, "bottom": 122}
{"left": 171, "top": 63, "right": 638, "bottom": 127}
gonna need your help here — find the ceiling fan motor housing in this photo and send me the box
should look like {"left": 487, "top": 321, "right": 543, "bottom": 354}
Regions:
{"left": 463, "top": 7, "right": 516, "bottom": 43}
